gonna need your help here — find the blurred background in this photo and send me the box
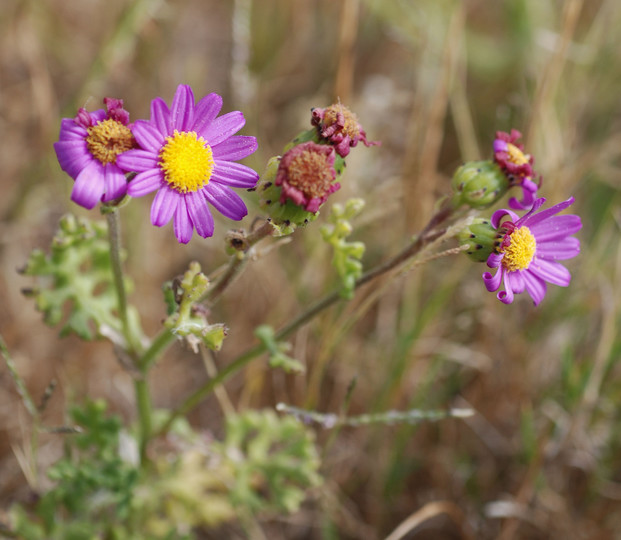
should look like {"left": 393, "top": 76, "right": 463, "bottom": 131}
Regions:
{"left": 1, "top": 0, "right": 620, "bottom": 538}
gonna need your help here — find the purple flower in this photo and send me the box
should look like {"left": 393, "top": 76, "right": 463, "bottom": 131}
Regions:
{"left": 311, "top": 104, "right": 379, "bottom": 158}
{"left": 54, "top": 97, "right": 136, "bottom": 209}
{"left": 493, "top": 129, "right": 540, "bottom": 211}
{"left": 275, "top": 141, "right": 339, "bottom": 212}
{"left": 116, "top": 85, "right": 259, "bottom": 244}
{"left": 482, "top": 197, "right": 581, "bottom": 305}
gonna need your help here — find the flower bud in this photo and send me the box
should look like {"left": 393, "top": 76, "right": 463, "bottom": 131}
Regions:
{"left": 451, "top": 160, "right": 509, "bottom": 209}
{"left": 457, "top": 218, "right": 501, "bottom": 262}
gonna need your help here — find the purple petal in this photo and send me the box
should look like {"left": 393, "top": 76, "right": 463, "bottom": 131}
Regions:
{"left": 191, "top": 93, "right": 223, "bottom": 135}
{"left": 498, "top": 271, "right": 515, "bottom": 304}
{"left": 151, "top": 185, "right": 178, "bottom": 226}
{"left": 493, "top": 140, "right": 508, "bottom": 153}
{"left": 211, "top": 161, "right": 259, "bottom": 188}
{"left": 529, "top": 215, "right": 582, "bottom": 242}
{"left": 486, "top": 252, "right": 504, "bottom": 269}
{"left": 128, "top": 169, "right": 163, "bottom": 197}
{"left": 170, "top": 85, "right": 194, "bottom": 132}
{"left": 151, "top": 97, "right": 171, "bottom": 137}
{"left": 212, "top": 136, "right": 258, "bottom": 160}
{"left": 199, "top": 111, "right": 245, "bottom": 146}
{"left": 511, "top": 271, "right": 526, "bottom": 294}
{"left": 186, "top": 191, "right": 215, "bottom": 238}
{"left": 132, "top": 120, "right": 165, "bottom": 153}
{"left": 483, "top": 267, "right": 503, "bottom": 292}
{"left": 91, "top": 110, "right": 107, "bottom": 123}
{"left": 58, "top": 118, "right": 88, "bottom": 141}
{"left": 173, "top": 196, "right": 193, "bottom": 244}
{"left": 536, "top": 237, "right": 580, "bottom": 260}
{"left": 54, "top": 140, "right": 91, "bottom": 179}
{"left": 71, "top": 161, "right": 105, "bottom": 209}
{"left": 203, "top": 182, "right": 248, "bottom": 220}
{"left": 491, "top": 208, "right": 520, "bottom": 229}
{"left": 522, "top": 271, "right": 547, "bottom": 306}
{"left": 521, "top": 197, "right": 574, "bottom": 228}
{"left": 102, "top": 164, "right": 127, "bottom": 201}
{"left": 529, "top": 258, "right": 571, "bottom": 287}
{"left": 117, "top": 149, "right": 159, "bottom": 172}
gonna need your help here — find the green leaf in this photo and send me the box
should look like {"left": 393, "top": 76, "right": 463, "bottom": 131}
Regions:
{"left": 21, "top": 214, "right": 128, "bottom": 341}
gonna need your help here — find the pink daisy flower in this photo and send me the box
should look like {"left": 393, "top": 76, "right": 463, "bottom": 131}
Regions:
{"left": 483, "top": 197, "right": 581, "bottom": 305}
{"left": 54, "top": 98, "right": 136, "bottom": 209}
{"left": 493, "top": 129, "right": 540, "bottom": 210}
{"left": 116, "top": 85, "right": 259, "bottom": 244}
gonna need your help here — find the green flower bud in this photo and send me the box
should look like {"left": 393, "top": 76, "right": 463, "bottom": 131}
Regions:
{"left": 457, "top": 218, "right": 501, "bottom": 262}
{"left": 451, "top": 160, "right": 509, "bottom": 209}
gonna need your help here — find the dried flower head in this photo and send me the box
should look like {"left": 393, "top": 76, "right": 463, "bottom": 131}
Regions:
{"left": 311, "top": 104, "right": 378, "bottom": 158}
{"left": 54, "top": 97, "right": 136, "bottom": 209}
{"left": 275, "top": 141, "right": 339, "bottom": 213}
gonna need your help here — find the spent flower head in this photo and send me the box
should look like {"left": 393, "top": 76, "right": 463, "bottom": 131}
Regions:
{"left": 482, "top": 197, "right": 581, "bottom": 305}
{"left": 275, "top": 141, "right": 339, "bottom": 213}
{"left": 493, "top": 129, "right": 540, "bottom": 210}
{"left": 311, "top": 103, "right": 379, "bottom": 158}
{"left": 54, "top": 97, "right": 136, "bottom": 209}
{"left": 116, "top": 84, "right": 259, "bottom": 244}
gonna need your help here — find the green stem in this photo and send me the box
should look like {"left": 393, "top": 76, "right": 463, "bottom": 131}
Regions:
{"left": 202, "top": 219, "right": 276, "bottom": 305}
{"left": 134, "top": 378, "right": 152, "bottom": 463}
{"left": 104, "top": 206, "right": 153, "bottom": 465}
{"left": 158, "top": 204, "right": 455, "bottom": 434}
{"left": 104, "top": 207, "right": 141, "bottom": 357}
{"left": 138, "top": 327, "right": 177, "bottom": 372}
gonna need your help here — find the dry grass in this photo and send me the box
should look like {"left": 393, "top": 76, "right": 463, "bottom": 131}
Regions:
{"left": 2, "top": 0, "right": 621, "bottom": 538}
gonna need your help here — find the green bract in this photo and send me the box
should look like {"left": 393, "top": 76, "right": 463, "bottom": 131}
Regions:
{"left": 451, "top": 160, "right": 509, "bottom": 209}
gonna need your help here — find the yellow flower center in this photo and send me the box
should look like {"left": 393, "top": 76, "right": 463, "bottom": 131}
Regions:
{"left": 86, "top": 119, "right": 135, "bottom": 165}
{"left": 501, "top": 226, "right": 536, "bottom": 272}
{"left": 323, "top": 104, "right": 360, "bottom": 139}
{"left": 506, "top": 143, "right": 530, "bottom": 166}
{"left": 159, "top": 130, "right": 214, "bottom": 193}
{"left": 288, "top": 151, "right": 334, "bottom": 198}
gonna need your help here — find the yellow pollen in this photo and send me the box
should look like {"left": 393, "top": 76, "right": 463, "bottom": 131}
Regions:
{"left": 324, "top": 104, "right": 360, "bottom": 139}
{"left": 159, "top": 130, "right": 214, "bottom": 193}
{"left": 506, "top": 143, "right": 530, "bottom": 166}
{"left": 288, "top": 151, "right": 334, "bottom": 198}
{"left": 501, "top": 226, "right": 536, "bottom": 272}
{"left": 86, "top": 119, "right": 135, "bottom": 165}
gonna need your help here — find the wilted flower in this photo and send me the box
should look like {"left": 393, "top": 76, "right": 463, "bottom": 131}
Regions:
{"left": 493, "top": 129, "right": 540, "bottom": 210}
{"left": 116, "top": 85, "right": 259, "bottom": 244}
{"left": 482, "top": 197, "right": 581, "bottom": 305}
{"left": 54, "top": 98, "right": 136, "bottom": 209}
{"left": 311, "top": 104, "right": 378, "bottom": 158}
{"left": 275, "top": 141, "right": 339, "bottom": 213}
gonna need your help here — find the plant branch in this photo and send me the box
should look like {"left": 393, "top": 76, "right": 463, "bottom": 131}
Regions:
{"left": 158, "top": 203, "right": 456, "bottom": 434}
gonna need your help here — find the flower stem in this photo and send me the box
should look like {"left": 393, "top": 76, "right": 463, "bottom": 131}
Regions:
{"left": 202, "top": 219, "right": 276, "bottom": 305}
{"left": 134, "top": 377, "right": 152, "bottom": 463}
{"left": 104, "top": 206, "right": 141, "bottom": 357}
{"left": 158, "top": 204, "right": 455, "bottom": 434}
{"left": 103, "top": 205, "right": 153, "bottom": 465}
{"left": 138, "top": 327, "right": 176, "bottom": 372}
